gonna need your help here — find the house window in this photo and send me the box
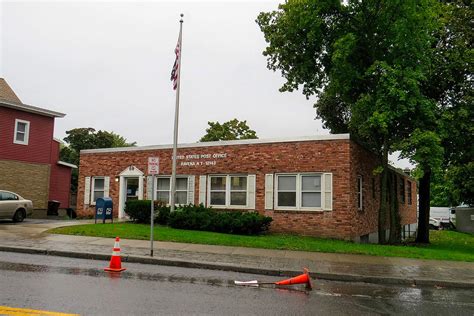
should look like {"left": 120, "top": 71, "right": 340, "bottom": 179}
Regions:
{"left": 275, "top": 174, "right": 322, "bottom": 209}
{"left": 92, "top": 177, "right": 105, "bottom": 203}
{"left": 209, "top": 175, "right": 248, "bottom": 207}
{"left": 357, "top": 175, "right": 363, "bottom": 210}
{"left": 13, "top": 119, "right": 30, "bottom": 145}
{"left": 156, "top": 177, "right": 188, "bottom": 205}
{"left": 407, "top": 181, "right": 412, "bottom": 205}
{"left": 399, "top": 177, "right": 405, "bottom": 204}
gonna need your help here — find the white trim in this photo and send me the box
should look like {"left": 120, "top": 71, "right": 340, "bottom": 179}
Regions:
{"left": 0, "top": 99, "right": 65, "bottom": 117}
{"left": 119, "top": 165, "right": 144, "bottom": 176}
{"left": 84, "top": 177, "right": 91, "bottom": 205}
{"left": 199, "top": 175, "right": 207, "bottom": 205}
{"left": 275, "top": 173, "right": 328, "bottom": 211}
{"left": 80, "top": 134, "right": 350, "bottom": 154}
{"left": 13, "top": 119, "right": 30, "bottom": 145}
{"left": 57, "top": 161, "right": 77, "bottom": 168}
{"left": 265, "top": 174, "right": 274, "bottom": 210}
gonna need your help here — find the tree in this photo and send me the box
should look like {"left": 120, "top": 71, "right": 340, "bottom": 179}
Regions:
{"left": 200, "top": 119, "right": 258, "bottom": 142}
{"left": 257, "top": 0, "right": 440, "bottom": 243}
{"left": 60, "top": 128, "right": 136, "bottom": 192}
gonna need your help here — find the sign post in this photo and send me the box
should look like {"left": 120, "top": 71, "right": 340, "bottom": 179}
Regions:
{"left": 148, "top": 157, "right": 159, "bottom": 257}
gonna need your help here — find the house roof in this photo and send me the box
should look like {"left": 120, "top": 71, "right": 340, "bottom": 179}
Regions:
{"left": 0, "top": 78, "right": 66, "bottom": 118}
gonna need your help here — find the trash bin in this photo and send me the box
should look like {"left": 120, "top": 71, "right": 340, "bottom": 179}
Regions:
{"left": 47, "top": 200, "right": 61, "bottom": 216}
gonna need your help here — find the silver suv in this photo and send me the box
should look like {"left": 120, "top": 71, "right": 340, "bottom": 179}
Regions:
{"left": 0, "top": 190, "right": 33, "bottom": 222}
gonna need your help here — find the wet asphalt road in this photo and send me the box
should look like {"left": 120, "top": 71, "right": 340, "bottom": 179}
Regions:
{"left": 0, "top": 252, "right": 473, "bottom": 315}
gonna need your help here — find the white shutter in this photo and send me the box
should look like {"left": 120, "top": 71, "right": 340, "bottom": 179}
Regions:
{"left": 247, "top": 175, "right": 256, "bottom": 209}
{"left": 323, "top": 173, "right": 333, "bottom": 210}
{"left": 187, "top": 176, "right": 195, "bottom": 205}
{"left": 84, "top": 177, "right": 91, "bottom": 205}
{"left": 265, "top": 174, "right": 274, "bottom": 210}
{"left": 104, "top": 176, "right": 110, "bottom": 197}
{"left": 198, "top": 175, "right": 207, "bottom": 205}
{"left": 146, "top": 176, "right": 153, "bottom": 199}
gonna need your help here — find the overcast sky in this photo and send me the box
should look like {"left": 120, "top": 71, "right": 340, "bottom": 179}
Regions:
{"left": 1, "top": 0, "right": 411, "bottom": 168}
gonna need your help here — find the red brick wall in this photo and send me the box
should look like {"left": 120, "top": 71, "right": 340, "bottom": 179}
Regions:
{"left": 350, "top": 142, "right": 417, "bottom": 237}
{"left": 0, "top": 107, "right": 55, "bottom": 164}
{"left": 77, "top": 138, "right": 417, "bottom": 239}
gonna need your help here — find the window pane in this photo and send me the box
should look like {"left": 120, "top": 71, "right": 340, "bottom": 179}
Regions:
{"left": 211, "top": 177, "right": 226, "bottom": 190}
{"left": 231, "top": 176, "right": 247, "bottom": 190}
{"left": 176, "top": 178, "right": 188, "bottom": 190}
{"left": 278, "top": 192, "right": 296, "bottom": 207}
{"left": 156, "top": 191, "right": 169, "bottom": 204}
{"left": 16, "top": 132, "right": 25, "bottom": 142}
{"left": 230, "top": 192, "right": 246, "bottom": 205}
{"left": 157, "top": 178, "right": 170, "bottom": 190}
{"left": 176, "top": 191, "right": 187, "bottom": 204}
{"left": 94, "top": 191, "right": 104, "bottom": 200}
{"left": 94, "top": 178, "right": 104, "bottom": 190}
{"left": 302, "top": 176, "right": 321, "bottom": 191}
{"left": 210, "top": 192, "right": 226, "bottom": 205}
{"left": 17, "top": 122, "right": 26, "bottom": 133}
{"left": 278, "top": 176, "right": 296, "bottom": 191}
{"left": 302, "top": 192, "right": 321, "bottom": 207}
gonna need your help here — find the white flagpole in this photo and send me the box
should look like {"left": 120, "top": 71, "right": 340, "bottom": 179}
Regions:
{"left": 170, "top": 14, "right": 183, "bottom": 212}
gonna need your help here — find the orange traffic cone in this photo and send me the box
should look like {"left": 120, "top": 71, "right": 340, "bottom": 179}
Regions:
{"left": 275, "top": 268, "right": 312, "bottom": 289}
{"left": 104, "top": 236, "right": 126, "bottom": 272}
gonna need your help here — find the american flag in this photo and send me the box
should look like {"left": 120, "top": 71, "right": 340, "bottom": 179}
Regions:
{"left": 170, "top": 40, "right": 180, "bottom": 90}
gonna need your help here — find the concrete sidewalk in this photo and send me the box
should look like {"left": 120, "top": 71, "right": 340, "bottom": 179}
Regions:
{"left": 0, "top": 219, "right": 473, "bottom": 288}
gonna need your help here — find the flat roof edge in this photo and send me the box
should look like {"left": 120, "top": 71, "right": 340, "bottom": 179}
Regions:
{"left": 81, "top": 134, "right": 350, "bottom": 154}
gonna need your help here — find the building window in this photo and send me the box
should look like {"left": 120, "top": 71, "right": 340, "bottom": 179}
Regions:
{"left": 91, "top": 177, "right": 105, "bottom": 203}
{"left": 209, "top": 175, "right": 248, "bottom": 207}
{"left": 357, "top": 175, "right": 363, "bottom": 210}
{"left": 407, "top": 181, "right": 412, "bottom": 205}
{"left": 13, "top": 119, "right": 30, "bottom": 145}
{"left": 156, "top": 177, "right": 188, "bottom": 205}
{"left": 275, "top": 174, "right": 322, "bottom": 209}
{"left": 399, "top": 177, "right": 405, "bottom": 203}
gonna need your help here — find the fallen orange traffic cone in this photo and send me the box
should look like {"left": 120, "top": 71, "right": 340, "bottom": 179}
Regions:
{"left": 104, "top": 236, "right": 126, "bottom": 272}
{"left": 234, "top": 268, "right": 312, "bottom": 290}
{"left": 275, "top": 268, "right": 312, "bottom": 289}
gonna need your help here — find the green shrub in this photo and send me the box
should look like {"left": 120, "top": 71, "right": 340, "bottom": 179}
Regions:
{"left": 168, "top": 204, "right": 272, "bottom": 235}
{"left": 125, "top": 200, "right": 170, "bottom": 224}
{"left": 125, "top": 200, "right": 153, "bottom": 223}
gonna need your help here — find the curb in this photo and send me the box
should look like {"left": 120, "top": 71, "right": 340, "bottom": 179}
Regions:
{"left": 0, "top": 245, "right": 472, "bottom": 289}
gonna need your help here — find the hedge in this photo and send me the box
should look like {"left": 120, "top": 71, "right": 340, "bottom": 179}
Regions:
{"left": 124, "top": 201, "right": 272, "bottom": 235}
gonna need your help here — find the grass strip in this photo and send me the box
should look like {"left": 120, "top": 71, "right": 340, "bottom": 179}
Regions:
{"left": 49, "top": 222, "right": 474, "bottom": 262}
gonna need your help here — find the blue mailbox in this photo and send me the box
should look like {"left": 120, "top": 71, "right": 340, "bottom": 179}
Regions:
{"left": 95, "top": 197, "right": 113, "bottom": 224}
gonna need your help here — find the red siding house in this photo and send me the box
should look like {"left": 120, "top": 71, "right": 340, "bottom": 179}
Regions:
{"left": 0, "top": 78, "right": 76, "bottom": 211}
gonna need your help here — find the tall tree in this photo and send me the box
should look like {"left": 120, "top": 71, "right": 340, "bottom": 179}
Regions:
{"left": 200, "top": 119, "right": 258, "bottom": 142}
{"left": 257, "top": 0, "right": 440, "bottom": 243}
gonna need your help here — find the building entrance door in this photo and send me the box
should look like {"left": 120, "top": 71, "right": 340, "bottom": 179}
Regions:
{"left": 118, "top": 165, "right": 144, "bottom": 218}
{"left": 125, "top": 178, "right": 139, "bottom": 201}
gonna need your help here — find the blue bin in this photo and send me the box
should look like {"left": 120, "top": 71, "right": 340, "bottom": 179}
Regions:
{"left": 95, "top": 197, "right": 113, "bottom": 224}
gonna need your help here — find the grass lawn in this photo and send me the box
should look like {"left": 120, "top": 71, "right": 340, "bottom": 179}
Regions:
{"left": 49, "top": 223, "right": 474, "bottom": 262}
